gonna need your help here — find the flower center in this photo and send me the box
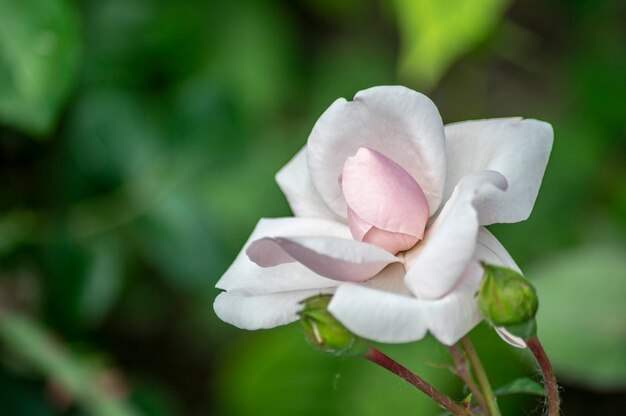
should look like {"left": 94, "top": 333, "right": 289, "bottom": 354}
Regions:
{"left": 340, "top": 147, "right": 430, "bottom": 254}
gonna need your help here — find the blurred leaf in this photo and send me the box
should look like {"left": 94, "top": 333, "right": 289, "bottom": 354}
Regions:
{"left": 168, "top": 74, "right": 245, "bottom": 165}
{"left": 80, "top": 237, "right": 124, "bottom": 325}
{"left": 310, "top": 36, "right": 394, "bottom": 111}
{"left": 494, "top": 377, "right": 545, "bottom": 397}
{"left": 394, "top": 0, "right": 509, "bottom": 87}
{"left": 65, "top": 89, "right": 163, "bottom": 195}
{"left": 0, "top": 311, "right": 140, "bottom": 416}
{"left": 567, "top": 3, "right": 626, "bottom": 131}
{"left": 217, "top": 324, "right": 537, "bottom": 415}
{"left": 216, "top": 325, "right": 455, "bottom": 416}
{"left": 0, "top": 0, "right": 80, "bottom": 135}
{"left": 83, "top": 0, "right": 208, "bottom": 89}
{"left": 531, "top": 245, "right": 626, "bottom": 390}
{"left": 136, "top": 191, "right": 222, "bottom": 292}
{"left": 200, "top": 137, "right": 296, "bottom": 252}
{"left": 40, "top": 234, "right": 122, "bottom": 329}
{"left": 208, "top": 2, "right": 297, "bottom": 120}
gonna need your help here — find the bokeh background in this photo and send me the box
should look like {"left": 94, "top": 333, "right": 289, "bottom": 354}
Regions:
{"left": 0, "top": 0, "right": 625, "bottom": 415}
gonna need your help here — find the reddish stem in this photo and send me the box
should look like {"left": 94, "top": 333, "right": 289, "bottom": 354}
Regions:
{"left": 527, "top": 336, "right": 560, "bottom": 416}
{"left": 364, "top": 346, "right": 468, "bottom": 416}
{"left": 448, "top": 344, "right": 487, "bottom": 413}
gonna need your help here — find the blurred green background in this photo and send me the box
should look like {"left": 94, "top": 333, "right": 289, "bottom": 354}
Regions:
{"left": 0, "top": 0, "right": 624, "bottom": 415}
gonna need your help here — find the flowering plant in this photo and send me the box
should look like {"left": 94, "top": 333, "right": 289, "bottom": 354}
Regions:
{"left": 214, "top": 86, "right": 557, "bottom": 415}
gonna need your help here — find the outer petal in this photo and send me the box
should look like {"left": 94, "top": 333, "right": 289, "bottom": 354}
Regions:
{"left": 361, "top": 262, "right": 412, "bottom": 296}
{"left": 247, "top": 236, "right": 400, "bottom": 282}
{"left": 275, "top": 146, "right": 341, "bottom": 221}
{"left": 444, "top": 118, "right": 553, "bottom": 225}
{"left": 328, "top": 261, "right": 483, "bottom": 345}
{"left": 307, "top": 86, "right": 446, "bottom": 217}
{"left": 328, "top": 284, "right": 428, "bottom": 343}
{"left": 214, "top": 288, "right": 334, "bottom": 330}
{"left": 422, "top": 261, "right": 484, "bottom": 345}
{"left": 404, "top": 171, "right": 508, "bottom": 300}
{"left": 474, "top": 227, "right": 521, "bottom": 273}
{"left": 215, "top": 218, "right": 350, "bottom": 295}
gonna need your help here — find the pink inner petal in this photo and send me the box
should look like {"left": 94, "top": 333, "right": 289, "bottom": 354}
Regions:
{"left": 362, "top": 226, "right": 419, "bottom": 254}
{"left": 341, "top": 147, "right": 430, "bottom": 252}
{"left": 347, "top": 207, "right": 372, "bottom": 241}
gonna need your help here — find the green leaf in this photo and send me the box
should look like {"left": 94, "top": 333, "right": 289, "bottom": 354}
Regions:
{"left": 531, "top": 245, "right": 626, "bottom": 389}
{"left": 393, "top": 0, "right": 510, "bottom": 88}
{"left": 494, "top": 377, "right": 545, "bottom": 397}
{"left": 0, "top": 0, "right": 81, "bottom": 135}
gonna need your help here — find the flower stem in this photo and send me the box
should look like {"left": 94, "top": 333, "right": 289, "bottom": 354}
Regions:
{"left": 448, "top": 344, "right": 487, "bottom": 414}
{"left": 460, "top": 336, "right": 501, "bottom": 416}
{"left": 526, "top": 336, "right": 560, "bottom": 416}
{"left": 364, "top": 347, "right": 468, "bottom": 416}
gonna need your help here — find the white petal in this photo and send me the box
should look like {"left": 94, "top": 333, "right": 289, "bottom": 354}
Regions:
{"left": 424, "top": 261, "right": 483, "bottom": 345}
{"left": 307, "top": 86, "right": 446, "bottom": 217}
{"left": 328, "top": 261, "right": 483, "bottom": 345}
{"left": 328, "top": 283, "right": 428, "bottom": 343}
{"left": 444, "top": 118, "right": 553, "bottom": 225}
{"left": 275, "top": 146, "right": 342, "bottom": 221}
{"left": 474, "top": 227, "right": 521, "bottom": 273}
{"left": 247, "top": 236, "right": 400, "bottom": 282}
{"left": 362, "top": 262, "right": 412, "bottom": 297}
{"left": 404, "top": 171, "right": 507, "bottom": 300}
{"left": 215, "top": 218, "right": 349, "bottom": 294}
{"left": 214, "top": 288, "right": 334, "bottom": 330}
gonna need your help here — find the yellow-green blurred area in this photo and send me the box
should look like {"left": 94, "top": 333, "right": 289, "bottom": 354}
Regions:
{"left": 0, "top": 0, "right": 624, "bottom": 414}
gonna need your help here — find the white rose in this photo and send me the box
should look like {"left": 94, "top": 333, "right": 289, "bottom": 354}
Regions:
{"left": 214, "top": 86, "right": 552, "bottom": 347}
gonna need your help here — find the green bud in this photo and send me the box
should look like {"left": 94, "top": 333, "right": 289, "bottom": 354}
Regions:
{"left": 478, "top": 263, "right": 539, "bottom": 326}
{"left": 298, "top": 295, "right": 368, "bottom": 356}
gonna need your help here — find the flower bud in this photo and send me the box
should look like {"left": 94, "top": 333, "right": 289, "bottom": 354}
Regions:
{"left": 298, "top": 295, "right": 368, "bottom": 356}
{"left": 478, "top": 263, "right": 538, "bottom": 326}
{"left": 341, "top": 147, "right": 429, "bottom": 254}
